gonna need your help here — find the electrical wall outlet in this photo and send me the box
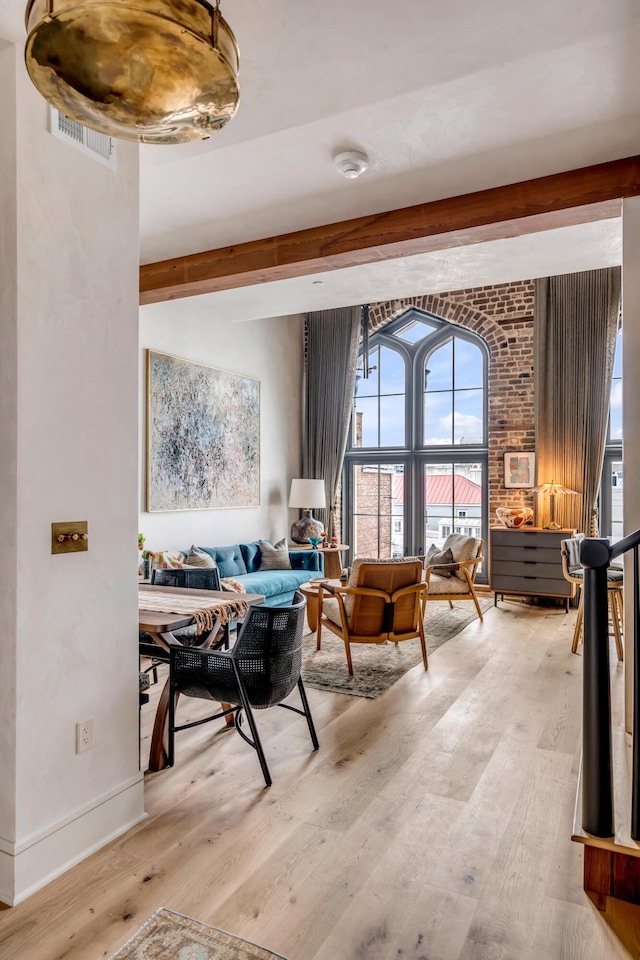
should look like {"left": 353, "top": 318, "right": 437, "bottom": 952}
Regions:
{"left": 76, "top": 719, "right": 93, "bottom": 754}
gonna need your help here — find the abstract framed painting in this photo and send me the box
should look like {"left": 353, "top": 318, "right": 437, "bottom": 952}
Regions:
{"left": 503, "top": 451, "right": 535, "bottom": 489}
{"left": 146, "top": 350, "right": 260, "bottom": 512}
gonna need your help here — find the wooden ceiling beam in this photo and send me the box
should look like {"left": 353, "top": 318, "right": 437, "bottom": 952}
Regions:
{"left": 139, "top": 156, "right": 638, "bottom": 305}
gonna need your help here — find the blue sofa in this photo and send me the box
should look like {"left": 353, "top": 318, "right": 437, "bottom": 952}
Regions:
{"left": 187, "top": 541, "right": 324, "bottom": 607}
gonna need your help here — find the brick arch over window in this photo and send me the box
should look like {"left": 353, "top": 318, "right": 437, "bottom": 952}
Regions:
{"left": 368, "top": 286, "right": 536, "bottom": 521}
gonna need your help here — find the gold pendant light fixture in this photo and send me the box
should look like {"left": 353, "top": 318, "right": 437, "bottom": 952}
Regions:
{"left": 24, "top": 0, "right": 240, "bottom": 144}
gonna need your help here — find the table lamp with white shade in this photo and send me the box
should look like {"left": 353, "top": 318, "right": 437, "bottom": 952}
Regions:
{"left": 289, "top": 479, "right": 326, "bottom": 544}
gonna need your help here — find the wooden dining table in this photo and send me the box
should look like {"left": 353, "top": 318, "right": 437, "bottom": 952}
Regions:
{"left": 139, "top": 583, "right": 265, "bottom": 771}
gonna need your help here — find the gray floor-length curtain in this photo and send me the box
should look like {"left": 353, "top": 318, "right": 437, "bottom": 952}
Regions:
{"left": 535, "top": 268, "right": 620, "bottom": 535}
{"left": 303, "top": 305, "right": 361, "bottom": 534}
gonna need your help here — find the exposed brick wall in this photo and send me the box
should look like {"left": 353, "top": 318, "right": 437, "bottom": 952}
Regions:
{"left": 367, "top": 282, "right": 536, "bottom": 527}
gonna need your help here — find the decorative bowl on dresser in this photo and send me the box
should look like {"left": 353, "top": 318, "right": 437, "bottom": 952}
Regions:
{"left": 490, "top": 526, "right": 577, "bottom": 611}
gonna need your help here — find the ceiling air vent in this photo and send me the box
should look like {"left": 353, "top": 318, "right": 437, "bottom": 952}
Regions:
{"left": 49, "top": 108, "right": 116, "bottom": 170}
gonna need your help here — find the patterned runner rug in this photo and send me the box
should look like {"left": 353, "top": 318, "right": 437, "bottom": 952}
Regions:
{"left": 301, "top": 598, "right": 492, "bottom": 698}
{"left": 109, "top": 908, "right": 288, "bottom": 960}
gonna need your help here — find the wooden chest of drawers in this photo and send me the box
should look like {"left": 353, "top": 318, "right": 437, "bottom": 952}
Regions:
{"left": 490, "top": 527, "right": 577, "bottom": 609}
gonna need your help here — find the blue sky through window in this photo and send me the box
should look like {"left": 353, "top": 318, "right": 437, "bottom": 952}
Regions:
{"left": 353, "top": 324, "right": 485, "bottom": 449}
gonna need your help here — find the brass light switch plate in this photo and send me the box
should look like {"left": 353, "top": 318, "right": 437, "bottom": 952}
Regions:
{"left": 52, "top": 521, "right": 89, "bottom": 555}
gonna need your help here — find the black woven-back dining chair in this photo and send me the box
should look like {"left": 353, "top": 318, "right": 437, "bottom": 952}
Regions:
{"left": 151, "top": 566, "right": 222, "bottom": 591}
{"left": 142, "top": 566, "right": 225, "bottom": 684}
{"left": 168, "top": 591, "right": 319, "bottom": 786}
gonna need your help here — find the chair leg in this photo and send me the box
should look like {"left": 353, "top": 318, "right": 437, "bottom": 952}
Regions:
{"left": 448, "top": 600, "right": 454, "bottom": 609}
{"left": 232, "top": 660, "right": 272, "bottom": 787}
{"left": 418, "top": 620, "right": 428, "bottom": 670}
{"left": 316, "top": 614, "right": 322, "bottom": 651}
{"left": 167, "top": 675, "right": 177, "bottom": 768}
{"left": 616, "top": 589, "right": 625, "bottom": 661}
{"left": 297, "top": 678, "right": 320, "bottom": 750}
{"left": 572, "top": 590, "right": 584, "bottom": 654}
{"left": 609, "top": 589, "right": 624, "bottom": 662}
{"left": 344, "top": 637, "right": 354, "bottom": 676}
{"left": 470, "top": 588, "right": 484, "bottom": 623}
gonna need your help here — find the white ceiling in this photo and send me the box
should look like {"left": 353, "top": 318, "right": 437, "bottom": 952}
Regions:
{"left": 4, "top": 0, "right": 638, "bottom": 316}
{"left": 136, "top": 0, "right": 640, "bottom": 267}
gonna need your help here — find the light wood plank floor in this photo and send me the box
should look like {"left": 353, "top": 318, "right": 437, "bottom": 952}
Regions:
{"left": 1, "top": 602, "right": 638, "bottom": 960}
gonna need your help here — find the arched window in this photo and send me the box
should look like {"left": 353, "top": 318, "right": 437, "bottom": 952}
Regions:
{"left": 344, "top": 309, "right": 489, "bottom": 573}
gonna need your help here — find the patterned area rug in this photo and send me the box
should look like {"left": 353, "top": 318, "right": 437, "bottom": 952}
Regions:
{"left": 109, "top": 908, "right": 288, "bottom": 960}
{"left": 301, "top": 598, "right": 491, "bottom": 698}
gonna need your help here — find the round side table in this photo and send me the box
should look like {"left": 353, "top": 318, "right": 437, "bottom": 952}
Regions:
{"left": 299, "top": 578, "right": 341, "bottom": 633}
{"left": 290, "top": 543, "right": 349, "bottom": 579}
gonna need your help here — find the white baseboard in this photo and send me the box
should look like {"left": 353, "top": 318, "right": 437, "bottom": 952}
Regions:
{"left": 0, "top": 775, "right": 145, "bottom": 906}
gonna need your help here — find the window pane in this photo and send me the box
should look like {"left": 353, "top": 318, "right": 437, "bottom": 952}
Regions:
{"left": 379, "top": 346, "right": 405, "bottom": 395}
{"left": 424, "top": 391, "right": 453, "bottom": 445}
{"left": 423, "top": 462, "right": 484, "bottom": 569}
{"left": 352, "top": 464, "right": 405, "bottom": 558}
{"left": 425, "top": 340, "right": 453, "bottom": 392}
{"left": 354, "top": 396, "right": 378, "bottom": 447}
{"left": 610, "top": 378, "right": 622, "bottom": 440}
{"left": 395, "top": 319, "right": 436, "bottom": 343}
{"left": 380, "top": 395, "right": 405, "bottom": 446}
{"left": 453, "top": 390, "right": 484, "bottom": 444}
{"left": 356, "top": 347, "right": 379, "bottom": 397}
{"left": 454, "top": 338, "right": 483, "bottom": 389}
{"left": 424, "top": 464, "right": 453, "bottom": 550}
{"left": 611, "top": 459, "right": 623, "bottom": 540}
{"left": 613, "top": 329, "right": 622, "bottom": 379}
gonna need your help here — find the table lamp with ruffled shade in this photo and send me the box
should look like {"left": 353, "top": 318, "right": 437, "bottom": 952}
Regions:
{"left": 533, "top": 481, "right": 578, "bottom": 530}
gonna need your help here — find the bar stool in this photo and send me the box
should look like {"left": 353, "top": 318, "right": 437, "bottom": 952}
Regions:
{"left": 561, "top": 536, "right": 624, "bottom": 661}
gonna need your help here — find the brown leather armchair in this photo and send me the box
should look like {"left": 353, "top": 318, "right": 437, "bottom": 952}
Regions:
{"left": 317, "top": 558, "right": 427, "bottom": 676}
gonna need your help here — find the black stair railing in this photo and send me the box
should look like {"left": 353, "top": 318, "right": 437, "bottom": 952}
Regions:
{"left": 580, "top": 532, "right": 640, "bottom": 841}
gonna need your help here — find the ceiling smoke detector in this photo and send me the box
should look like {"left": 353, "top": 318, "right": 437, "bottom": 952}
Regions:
{"left": 333, "top": 150, "right": 369, "bottom": 180}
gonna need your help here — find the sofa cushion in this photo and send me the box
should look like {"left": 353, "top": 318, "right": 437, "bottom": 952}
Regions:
{"left": 440, "top": 534, "right": 481, "bottom": 580}
{"left": 322, "top": 594, "right": 353, "bottom": 626}
{"left": 186, "top": 545, "right": 217, "bottom": 568}
{"left": 290, "top": 550, "right": 324, "bottom": 574}
{"left": 425, "top": 544, "right": 455, "bottom": 577}
{"left": 220, "top": 577, "right": 247, "bottom": 593}
{"left": 426, "top": 573, "right": 470, "bottom": 594}
{"left": 258, "top": 538, "right": 292, "bottom": 571}
{"left": 185, "top": 545, "right": 247, "bottom": 578}
{"left": 236, "top": 569, "right": 312, "bottom": 599}
{"left": 152, "top": 550, "right": 186, "bottom": 570}
{"left": 239, "top": 540, "right": 262, "bottom": 572}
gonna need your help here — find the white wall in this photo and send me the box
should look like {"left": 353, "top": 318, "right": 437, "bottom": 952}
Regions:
{"left": 139, "top": 303, "right": 303, "bottom": 553}
{"left": 622, "top": 197, "right": 640, "bottom": 733}
{"left": 0, "top": 45, "right": 143, "bottom": 904}
{"left": 0, "top": 44, "right": 18, "bottom": 867}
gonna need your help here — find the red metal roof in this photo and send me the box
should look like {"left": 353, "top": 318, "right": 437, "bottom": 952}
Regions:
{"left": 392, "top": 473, "right": 481, "bottom": 505}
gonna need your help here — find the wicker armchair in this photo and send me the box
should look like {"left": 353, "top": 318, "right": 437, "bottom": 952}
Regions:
{"left": 167, "top": 591, "right": 318, "bottom": 786}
